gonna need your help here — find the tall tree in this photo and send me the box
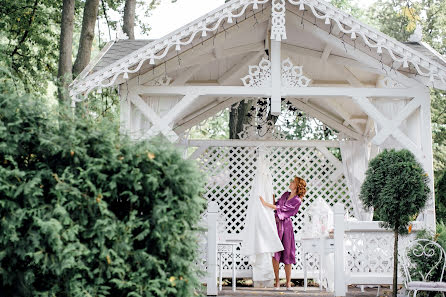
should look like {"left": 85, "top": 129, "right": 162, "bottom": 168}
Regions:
{"left": 123, "top": 0, "right": 136, "bottom": 39}
{"left": 57, "top": 0, "right": 76, "bottom": 104}
{"left": 0, "top": 0, "right": 61, "bottom": 94}
{"left": 73, "top": 0, "right": 100, "bottom": 76}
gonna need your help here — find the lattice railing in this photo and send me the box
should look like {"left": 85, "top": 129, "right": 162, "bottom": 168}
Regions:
{"left": 193, "top": 143, "right": 354, "bottom": 277}
{"left": 345, "top": 229, "right": 417, "bottom": 275}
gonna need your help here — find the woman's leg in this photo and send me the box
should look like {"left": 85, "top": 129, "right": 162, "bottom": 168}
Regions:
{"left": 272, "top": 257, "right": 280, "bottom": 287}
{"left": 285, "top": 264, "right": 292, "bottom": 287}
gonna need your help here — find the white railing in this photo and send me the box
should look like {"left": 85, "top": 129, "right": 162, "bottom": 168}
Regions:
{"left": 333, "top": 203, "right": 423, "bottom": 296}
{"left": 202, "top": 202, "right": 425, "bottom": 295}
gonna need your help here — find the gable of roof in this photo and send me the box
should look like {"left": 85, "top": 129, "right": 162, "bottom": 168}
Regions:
{"left": 70, "top": 0, "right": 446, "bottom": 98}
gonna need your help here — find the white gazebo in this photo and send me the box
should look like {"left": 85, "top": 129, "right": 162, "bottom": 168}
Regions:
{"left": 70, "top": 0, "right": 446, "bottom": 293}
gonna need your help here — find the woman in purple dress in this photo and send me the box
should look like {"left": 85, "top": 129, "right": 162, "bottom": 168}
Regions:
{"left": 259, "top": 176, "right": 306, "bottom": 290}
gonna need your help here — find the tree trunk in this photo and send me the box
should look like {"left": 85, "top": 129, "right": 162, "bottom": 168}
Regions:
{"left": 123, "top": 0, "right": 136, "bottom": 40}
{"left": 229, "top": 101, "right": 251, "bottom": 139}
{"left": 229, "top": 99, "right": 278, "bottom": 139}
{"left": 393, "top": 227, "right": 399, "bottom": 297}
{"left": 73, "top": 0, "right": 100, "bottom": 77}
{"left": 57, "top": 0, "right": 76, "bottom": 104}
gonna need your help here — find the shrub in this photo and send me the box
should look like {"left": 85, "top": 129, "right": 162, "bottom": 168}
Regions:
{"left": 360, "top": 149, "right": 430, "bottom": 297}
{"left": 435, "top": 171, "right": 446, "bottom": 223}
{"left": 0, "top": 81, "right": 206, "bottom": 296}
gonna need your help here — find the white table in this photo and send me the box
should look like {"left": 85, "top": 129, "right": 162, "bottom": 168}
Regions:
{"left": 300, "top": 237, "right": 335, "bottom": 291}
{"left": 217, "top": 241, "right": 240, "bottom": 292}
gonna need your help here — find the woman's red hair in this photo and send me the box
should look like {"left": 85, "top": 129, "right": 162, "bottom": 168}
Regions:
{"left": 294, "top": 176, "right": 307, "bottom": 198}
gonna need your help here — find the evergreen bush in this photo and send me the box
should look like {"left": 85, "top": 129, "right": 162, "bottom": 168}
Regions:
{"left": 0, "top": 80, "right": 206, "bottom": 297}
{"left": 360, "top": 149, "right": 430, "bottom": 297}
{"left": 435, "top": 171, "right": 446, "bottom": 223}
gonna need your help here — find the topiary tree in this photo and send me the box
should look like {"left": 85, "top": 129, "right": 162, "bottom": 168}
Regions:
{"left": 359, "top": 149, "right": 430, "bottom": 297}
{"left": 0, "top": 75, "right": 207, "bottom": 296}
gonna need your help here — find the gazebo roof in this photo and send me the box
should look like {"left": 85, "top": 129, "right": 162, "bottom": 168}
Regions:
{"left": 70, "top": 0, "right": 446, "bottom": 98}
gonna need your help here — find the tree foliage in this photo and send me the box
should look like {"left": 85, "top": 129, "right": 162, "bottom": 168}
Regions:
{"left": 360, "top": 149, "right": 430, "bottom": 233}
{"left": 435, "top": 171, "right": 446, "bottom": 223}
{"left": 0, "top": 0, "right": 62, "bottom": 94}
{"left": 0, "top": 75, "right": 207, "bottom": 297}
{"left": 360, "top": 149, "right": 431, "bottom": 296}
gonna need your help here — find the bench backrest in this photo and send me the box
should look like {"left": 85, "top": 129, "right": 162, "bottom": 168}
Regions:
{"left": 402, "top": 239, "right": 446, "bottom": 283}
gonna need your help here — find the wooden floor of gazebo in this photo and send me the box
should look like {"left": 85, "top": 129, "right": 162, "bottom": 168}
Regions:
{"left": 218, "top": 286, "right": 382, "bottom": 297}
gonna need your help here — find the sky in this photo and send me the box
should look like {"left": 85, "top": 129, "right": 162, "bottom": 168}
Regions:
{"left": 99, "top": 0, "right": 376, "bottom": 41}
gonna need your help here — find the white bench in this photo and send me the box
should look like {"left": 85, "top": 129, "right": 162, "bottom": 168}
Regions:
{"left": 401, "top": 239, "right": 446, "bottom": 297}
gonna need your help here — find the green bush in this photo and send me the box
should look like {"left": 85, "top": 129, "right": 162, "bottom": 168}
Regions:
{"left": 0, "top": 79, "right": 206, "bottom": 296}
{"left": 435, "top": 171, "right": 446, "bottom": 224}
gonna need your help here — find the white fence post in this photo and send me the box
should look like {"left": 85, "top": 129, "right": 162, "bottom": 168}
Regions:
{"left": 334, "top": 203, "right": 346, "bottom": 297}
{"left": 207, "top": 201, "right": 218, "bottom": 296}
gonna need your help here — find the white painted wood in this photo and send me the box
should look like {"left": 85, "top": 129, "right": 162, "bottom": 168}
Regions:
{"left": 159, "top": 92, "right": 201, "bottom": 125}
{"left": 282, "top": 42, "right": 378, "bottom": 74}
{"left": 207, "top": 201, "right": 218, "bottom": 296}
{"left": 185, "top": 139, "right": 341, "bottom": 147}
{"left": 372, "top": 96, "right": 424, "bottom": 145}
{"left": 287, "top": 12, "right": 422, "bottom": 89}
{"left": 418, "top": 90, "right": 436, "bottom": 230}
{"left": 128, "top": 92, "right": 177, "bottom": 141}
{"left": 271, "top": 40, "right": 282, "bottom": 115}
{"left": 288, "top": 98, "right": 364, "bottom": 140}
{"left": 325, "top": 100, "right": 364, "bottom": 134}
{"left": 188, "top": 145, "right": 210, "bottom": 160}
{"left": 342, "top": 66, "right": 363, "bottom": 87}
{"left": 178, "top": 99, "right": 224, "bottom": 125}
{"left": 128, "top": 40, "right": 266, "bottom": 88}
{"left": 119, "top": 90, "right": 131, "bottom": 135}
{"left": 317, "top": 146, "right": 343, "bottom": 181}
{"left": 334, "top": 203, "right": 346, "bottom": 297}
{"left": 321, "top": 44, "right": 333, "bottom": 62}
{"left": 174, "top": 97, "right": 240, "bottom": 133}
{"left": 364, "top": 117, "right": 373, "bottom": 137}
{"left": 135, "top": 85, "right": 422, "bottom": 98}
{"left": 217, "top": 51, "right": 264, "bottom": 85}
{"left": 352, "top": 96, "right": 424, "bottom": 159}
{"left": 171, "top": 65, "right": 201, "bottom": 86}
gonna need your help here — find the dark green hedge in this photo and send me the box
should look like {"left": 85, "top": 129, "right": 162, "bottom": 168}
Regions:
{"left": 0, "top": 79, "right": 206, "bottom": 296}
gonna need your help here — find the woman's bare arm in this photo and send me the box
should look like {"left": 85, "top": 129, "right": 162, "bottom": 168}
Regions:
{"left": 259, "top": 196, "right": 277, "bottom": 210}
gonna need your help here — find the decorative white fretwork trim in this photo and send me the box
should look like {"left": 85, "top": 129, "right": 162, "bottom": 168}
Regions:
{"left": 241, "top": 57, "right": 311, "bottom": 87}
{"left": 281, "top": 58, "right": 311, "bottom": 87}
{"left": 271, "top": 0, "right": 287, "bottom": 41}
{"left": 70, "top": 0, "right": 446, "bottom": 99}
{"left": 288, "top": 0, "right": 446, "bottom": 86}
{"left": 69, "top": 0, "right": 268, "bottom": 99}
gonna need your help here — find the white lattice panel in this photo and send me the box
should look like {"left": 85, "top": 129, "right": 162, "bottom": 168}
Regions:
{"left": 194, "top": 145, "right": 354, "bottom": 277}
{"left": 345, "top": 231, "right": 417, "bottom": 274}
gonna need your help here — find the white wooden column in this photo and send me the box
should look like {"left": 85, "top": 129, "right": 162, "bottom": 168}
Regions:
{"left": 207, "top": 201, "right": 218, "bottom": 296}
{"left": 334, "top": 203, "right": 346, "bottom": 297}
{"left": 270, "top": 0, "right": 286, "bottom": 116}
{"left": 271, "top": 40, "right": 282, "bottom": 115}
{"left": 419, "top": 89, "right": 436, "bottom": 230}
{"left": 119, "top": 84, "right": 132, "bottom": 135}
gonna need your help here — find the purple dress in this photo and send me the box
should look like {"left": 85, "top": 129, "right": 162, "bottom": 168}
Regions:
{"left": 273, "top": 192, "right": 302, "bottom": 265}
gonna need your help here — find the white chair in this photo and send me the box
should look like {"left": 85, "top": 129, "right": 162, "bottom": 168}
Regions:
{"left": 216, "top": 214, "right": 240, "bottom": 292}
{"left": 401, "top": 239, "right": 446, "bottom": 297}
